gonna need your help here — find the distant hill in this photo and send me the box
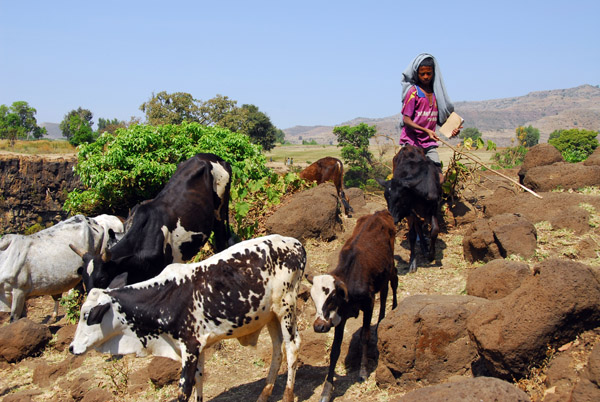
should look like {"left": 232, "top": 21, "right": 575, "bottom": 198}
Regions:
{"left": 283, "top": 84, "right": 600, "bottom": 147}
{"left": 40, "top": 122, "right": 66, "bottom": 140}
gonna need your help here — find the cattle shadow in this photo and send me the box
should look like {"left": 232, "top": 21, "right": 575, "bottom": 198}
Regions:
{"left": 207, "top": 326, "right": 381, "bottom": 402}
{"left": 394, "top": 235, "right": 448, "bottom": 276}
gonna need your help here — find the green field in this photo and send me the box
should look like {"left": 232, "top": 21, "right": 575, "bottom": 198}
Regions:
{"left": 266, "top": 143, "right": 497, "bottom": 170}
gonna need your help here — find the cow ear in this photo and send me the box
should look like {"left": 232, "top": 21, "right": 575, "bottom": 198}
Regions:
{"left": 334, "top": 279, "right": 349, "bottom": 303}
{"left": 108, "top": 229, "right": 116, "bottom": 241}
{"left": 108, "top": 272, "right": 128, "bottom": 289}
{"left": 87, "top": 303, "right": 110, "bottom": 325}
{"left": 305, "top": 273, "right": 314, "bottom": 284}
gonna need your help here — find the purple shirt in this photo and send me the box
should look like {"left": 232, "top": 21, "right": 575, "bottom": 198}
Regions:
{"left": 400, "top": 85, "right": 438, "bottom": 149}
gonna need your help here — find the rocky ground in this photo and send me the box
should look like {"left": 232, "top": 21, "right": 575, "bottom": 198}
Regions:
{"left": 1, "top": 167, "right": 599, "bottom": 402}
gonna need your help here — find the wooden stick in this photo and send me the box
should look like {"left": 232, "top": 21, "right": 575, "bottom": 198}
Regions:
{"left": 438, "top": 137, "right": 543, "bottom": 199}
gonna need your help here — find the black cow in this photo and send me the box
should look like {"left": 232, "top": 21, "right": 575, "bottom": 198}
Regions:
{"left": 377, "top": 145, "right": 442, "bottom": 273}
{"left": 71, "top": 153, "right": 232, "bottom": 291}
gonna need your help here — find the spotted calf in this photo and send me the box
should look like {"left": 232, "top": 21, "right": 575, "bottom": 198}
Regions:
{"left": 69, "top": 234, "right": 306, "bottom": 402}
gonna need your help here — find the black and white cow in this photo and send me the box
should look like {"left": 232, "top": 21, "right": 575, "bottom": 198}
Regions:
{"left": 71, "top": 153, "right": 232, "bottom": 292}
{"left": 0, "top": 214, "right": 123, "bottom": 322}
{"left": 69, "top": 234, "right": 306, "bottom": 402}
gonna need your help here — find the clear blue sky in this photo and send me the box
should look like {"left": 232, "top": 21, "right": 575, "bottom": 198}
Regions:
{"left": 1, "top": 0, "right": 598, "bottom": 130}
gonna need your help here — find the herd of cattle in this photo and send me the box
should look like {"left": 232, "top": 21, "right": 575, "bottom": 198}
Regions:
{"left": 0, "top": 147, "right": 441, "bottom": 402}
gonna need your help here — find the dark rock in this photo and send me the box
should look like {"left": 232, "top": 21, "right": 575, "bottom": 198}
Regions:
{"left": 0, "top": 318, "right": 51, "bottom": 362}
{"left": 584, "top": 147, "right": 600, "bottom": 166}
{"left": 468, "top": 259, "right": 600, "bottom": 380}
{"left": 463, "top": 213, "right": 537, "bottom": 263}
{"left": 53, "top": 324, "right": 76, "bottom": 352}
{"left": 376, "top": 295, "right": 487, "bottom": 389}
{"left": 466, "top": 259, "right": 531, "bottom": 300}
{"left": 518, "top": 143, "right": 563, "bottom": 184}
{"left": 147, "top": 356, "right": 180, "bottom": 387}
{"left": 392, "top": 376, "right": 531, "bottom": 402}
{"left": 522, "top": 162, "right": 600, "bottom": 192}
{"left": 265, "top": 182, "right": 342, "bottom": 242}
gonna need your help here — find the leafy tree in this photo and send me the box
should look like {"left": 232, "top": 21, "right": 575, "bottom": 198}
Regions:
{"left": 60, "top": 108, "right": 93, "bottom": 140}
{"left": 459, "top": 127, "right": 482, "bottom": 141}
{"left": 549, "top": 128, "right": 599, "bottom": 162}
{"left": 98, "top": 118, "right": 127, "bottom": 134}
{"left": 0, "top": 101, "right": 46, "bottom": 144}
{"left": 198, "top": 94, "right": 241, "bottom": 128}
{"left": 67, "top": 114, "right": 95, "bottom": 146}
{"left": 239, "top": 104, "right": 277, "bottom": 151}
{"left": 139, "top": 91, "right": 202, "bottom": 125}
{"left": 515, "top": 125, "right": 540, "bottom": 147}
{"left": 548, "top": 129, "right": 564, "bottom": 142}
{"left": 275, "top": 128, "right": 285, "bottom": 144}
{"left": 333, "top": 123, "right": 376, "bottom": 187}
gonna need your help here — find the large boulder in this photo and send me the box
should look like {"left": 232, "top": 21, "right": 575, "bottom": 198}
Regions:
{"left": 467, "top": 259, "right": 600, "bottom": 380}
{"left": 462, "top": 213, "right": 537, "bottom": 263}
{"left": 518, "top": 143, "right": 563, "bottom": 184}
{"left": 265, "top": 182, "right": 342, "bottom": 242}
{"left": 522, "top": 162, "right": 600, "bottom": 192}
{"left": 584, "top": 147, "right": 600, "bottom": 166}
{"left": 483, "top": 190, "right": 600, "bottom": 235}
{"left": 376, "top": 295, "right": 488, "bottom": 388}
{"left": 392, "top": 376, "right": 530, "bottom": 402}
{"left": 466, "top": 259, "right": 531, "bottom": 300}
{"left": 570, "top": 342, "right": 600, "bottom": 402}
{"left": 0, "top": 319, "right": 51, "bottom": 362}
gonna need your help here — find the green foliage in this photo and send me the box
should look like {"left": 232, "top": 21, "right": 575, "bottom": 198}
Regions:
{"left": 98, "top": 117, "right": 127, "bottom": 134}
{"left": 139, "top": 91, "right": 202, "bottom": 126}
{"left": 0, "top": 101, "right": 46, "bottom": 145}
{"left": 239, "top": 104, "right": 277, "bottom": 151}
{"left": 459, "top": 127, "right": 482, "bottom": 141}
{"left": 67, "top": 114, "right": 95, "bottom": 146}
{"left": 302, "top": 139, "right": 318, "bottom": 145}
{"left": 59, "top": 290, "right": 83, "bottom": 324}
{"left": 515, "top": 125, "right": 540, "bottom": 147}
{"left": 24, "top": 223, "right": 44, "bottom": 235}
{"left": 60, "top": 107, "right": 93, "bottom": 140}
{"left": 64, "top": 122, "right": 266, "bottom": 215}
{"left": 491, "top": 145, "right": 528, "bottom": 169}
{"left": 548, "top": 128, "right": 599, "bottom": 163}
{"left": 333, "top": 123, "right": 376, "bottom": 187}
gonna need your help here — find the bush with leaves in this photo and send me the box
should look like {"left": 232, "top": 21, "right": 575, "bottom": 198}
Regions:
{"left": 516, "top": 125, "right": 540, "bottom": 147}
{"left": 548, "top": 128, "right": 599, "bottom": 163}
{"left": 491, "top": 145, "right": 528, "bottom": 169}
{"left": 64, "top": 122, "right": 307, "bottom": 240}
{"left": 333, "top": 123, "right": 376, "bottom": 188}
{"left": 459, "top": 127, "right": 482, "bottom": 141}
{"left": 65, "top": 122, "right": 266, "bottom": 214}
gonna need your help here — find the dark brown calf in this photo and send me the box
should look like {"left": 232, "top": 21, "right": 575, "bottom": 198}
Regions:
{"left": 299, "top": 157, "right": 353, "bottom": 216}
{"left": 310, "top": 210, "right": 398, "bottom": 402}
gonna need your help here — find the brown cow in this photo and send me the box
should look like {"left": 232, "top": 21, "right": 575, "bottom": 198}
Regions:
{"left": 299, "top": 157, "right": 353, "bottom": 216}
{"left": 309, "top": 210, "right": 398, "bottom": 402}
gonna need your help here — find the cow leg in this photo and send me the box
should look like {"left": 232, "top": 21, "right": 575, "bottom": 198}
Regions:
{"left": 407, "top": 216, "right": 418, "bottom": 273}
{"left": 389, "top": 268, "right": 398, "bottom": 310}
{"left": 51, "top": 294, "right": 61, "bottom": 322}
{"left": 359, "top": 301, "right": 374, "bottom": 381}
{"left": 281, "top": 313, "right": 300, "bottom": 402}
{"left": 192, "top": 350, "right": 205, "bottom": 402}
{"left": 10, "top": 288, "right": 26, "bottom": 322}
{"left": 319, "top": 318, "right": 347, "bottom": 402}
{"left": 258, "top": 319, "right": 284, "bottom": 402}
{"left": 212, "top": 219, "right": 228, "bottom": 252}
{"left": 377, "top": 281, "right": 388, "bottom": 324}
{"left": 428, "top": 215, "right": 440, "bottom": 262}
{"left": 178, "top": 345, "right": 201, "bottom": 402}
{"left": 339, "top": 190, "right": 353, "bottom": 217}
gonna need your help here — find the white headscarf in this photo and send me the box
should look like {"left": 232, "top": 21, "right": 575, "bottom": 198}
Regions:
{"left": 401, "top": 53, "right": 454, "bottom": 126}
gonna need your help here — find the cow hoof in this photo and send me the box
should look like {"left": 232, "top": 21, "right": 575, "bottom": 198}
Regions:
{"left": 319, "top": 381, "right": 334, "bottom": 402}
{"left": 359, "top": 368, "right": 368, "bottom": 382}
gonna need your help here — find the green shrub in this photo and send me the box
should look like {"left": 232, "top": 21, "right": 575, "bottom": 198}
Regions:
{"left": 491, "top": 145, "right": 528, "bottom": 169}
{"left": 548, "top": 129, "right": 599, "bottom": 163}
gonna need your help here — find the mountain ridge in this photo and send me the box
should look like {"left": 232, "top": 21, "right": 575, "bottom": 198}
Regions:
{"left": 283, "top": 84, "right": 600, "bottom": 146}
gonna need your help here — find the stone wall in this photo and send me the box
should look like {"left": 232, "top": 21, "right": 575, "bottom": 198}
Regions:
{"left": 0, "top": 153, "right": 81, "bottom": 234}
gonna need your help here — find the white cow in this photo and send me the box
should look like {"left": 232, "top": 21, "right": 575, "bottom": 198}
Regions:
{"left": 70, "top": 234, "right": 306, "bottom": 402}
{"left": 0, "top": 214, "right": 123, "bottom": 322}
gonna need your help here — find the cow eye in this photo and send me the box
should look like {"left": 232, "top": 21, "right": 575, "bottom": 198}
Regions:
{"left": 83, "top": 312, "right": 89, "bottom": 321}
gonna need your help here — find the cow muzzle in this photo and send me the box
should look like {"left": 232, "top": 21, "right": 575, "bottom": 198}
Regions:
{"left": 313, "top": 317, "right": 333, "bottom": 333}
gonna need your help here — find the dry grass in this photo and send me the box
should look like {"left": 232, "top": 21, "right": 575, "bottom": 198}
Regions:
{"left": 0, "top": 139, "right": 75, "bottom": 155}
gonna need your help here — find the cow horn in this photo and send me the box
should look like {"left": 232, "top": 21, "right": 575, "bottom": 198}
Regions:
{"left": 69, "top": 243, "right": 86, "bottom": 258}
